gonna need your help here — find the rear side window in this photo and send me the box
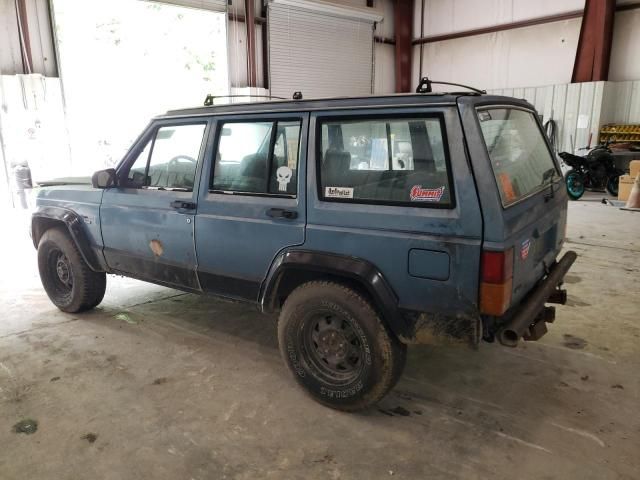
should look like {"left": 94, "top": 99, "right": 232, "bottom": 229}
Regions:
{"left": 211, "top": 120, "right": 301, "bottom": 196}
{"left": 318, "top": 116, "right": 453, "bottom": 207}
{"left": 478, "top": 108, "right": 558, "bottom": 207}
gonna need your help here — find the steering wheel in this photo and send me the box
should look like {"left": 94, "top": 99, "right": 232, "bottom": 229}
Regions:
{"left": 168, "top": 155, "right": 196, "bottom": 167}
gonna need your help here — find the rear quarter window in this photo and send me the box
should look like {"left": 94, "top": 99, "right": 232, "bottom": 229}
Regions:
{"left": 478, "top": 107, "right": 558, "bottom": 207}
{"left": 318, "top": 116, "right": 454, "bottom": 208}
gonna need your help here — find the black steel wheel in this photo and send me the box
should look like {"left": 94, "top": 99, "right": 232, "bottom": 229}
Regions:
{"left": 278, "top": 281, "right": 406, "bottom": 411}
{"left": 37, "top": 227, "right": 106, "bottom": 313}
{"left": 302, "top": 311, "right": 365, "bottom": 385}
{"left": 47, "top": 248, "right": 74, "bottom": 301}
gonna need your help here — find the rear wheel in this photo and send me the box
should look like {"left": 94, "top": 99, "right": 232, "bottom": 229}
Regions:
{"left": 37, "top": 227, "right": 106, "bottom": 313}
{"left": 278, "top": 281, "right": 406, "bottom": 411}
{"left": 565, "top": 170, "right": 585, "bottom": 200}
{"left": 606, "top": 175, "right": 620, "bottom": 197}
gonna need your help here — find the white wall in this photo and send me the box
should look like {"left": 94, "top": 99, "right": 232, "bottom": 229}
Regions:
{"left": 0, "top": 0, "right": 56, "bottom": 76}
{"left": 412, "top": 0, "right": 584, "bottom": 36}
{"left": 413, "top": 19, "right": 581, "bottom": 91}
{"left": 610, "top": 8, "right": 640, "bottom": 82}
{"left": 412, "top": 0, "right": 585, "bottom": 91}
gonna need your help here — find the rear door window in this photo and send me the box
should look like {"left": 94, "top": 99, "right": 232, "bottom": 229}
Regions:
{"left": 318, "top": 116, "right": 453, "bottom": 207}
{"left": 477, "top": 107, "right": 558, "bottom": 207}
{"left": 211, "top": 120, "right": 301, "bottom": 196}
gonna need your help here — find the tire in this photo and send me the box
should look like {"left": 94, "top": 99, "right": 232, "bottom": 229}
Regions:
{"left": 565, "top": 170, "right": 585, "bottom": 200}
{"left": 37, "top": 227, "right": 106, "bottom": 313}
{"left": 606, "top": 175, "right": 620, "bottom": 197}
{"left": 278, "top": 281, "right": 407, "bottom": 411}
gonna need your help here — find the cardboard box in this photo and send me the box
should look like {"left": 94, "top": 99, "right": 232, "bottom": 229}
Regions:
{"left": 618, "top": 174, "right": 635, "bottom": 202}
{"left": 630, "top": 160, "right": 640, "bottom": 179}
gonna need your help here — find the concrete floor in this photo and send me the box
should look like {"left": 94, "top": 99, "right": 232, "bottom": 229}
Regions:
{"left": 1, "top": 194, "right": 639, "bottom": 480}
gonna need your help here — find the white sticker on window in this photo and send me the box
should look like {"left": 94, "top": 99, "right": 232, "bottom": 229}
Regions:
{"left": 325, "top": 186, "right": 354, "bottom": 199}
{"left": 276, "top": 166, "right": 293, "bottom": 192}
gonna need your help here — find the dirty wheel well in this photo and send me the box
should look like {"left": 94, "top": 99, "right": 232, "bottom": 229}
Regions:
{"left": 273, "top": 269, "right": 383, "bottom": 319}
{"left": 32, "top": 217, "right": 66, "bottom": 247}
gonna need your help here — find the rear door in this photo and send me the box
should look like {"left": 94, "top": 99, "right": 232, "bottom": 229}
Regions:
{"left": 459, "top": 97, "right": 567, "bottom": 307}
{"left": 194, "top": 112, "right": 308, "bottom": 301}
{"left": 306, "top": 105, "right": 483, "bottom": 319}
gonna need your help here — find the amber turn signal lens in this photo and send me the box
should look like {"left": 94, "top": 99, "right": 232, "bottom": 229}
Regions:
{"left": 480, "top": 248, "right": 514, "bottom": 316}
{"left": 480, "top": 279, "right": 513, "bottom": 316}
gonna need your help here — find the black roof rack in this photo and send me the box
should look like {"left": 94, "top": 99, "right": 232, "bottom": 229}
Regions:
{"left": 204, "top": 91, "right": 304, "bottom": 106}
{"left": 203, "top": 94, "right": 287, "bottom": 106}
{"left": 416, "top": 77, "right": 486, "bottom": 95}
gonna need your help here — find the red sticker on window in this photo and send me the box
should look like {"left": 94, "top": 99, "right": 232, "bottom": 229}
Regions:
{"left": 410, "top": 185, "right": 445, "bottom": 202}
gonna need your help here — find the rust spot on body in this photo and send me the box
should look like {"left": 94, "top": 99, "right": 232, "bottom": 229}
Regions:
{"left": 149, "top": 239, "right": 163, "bottom": 257}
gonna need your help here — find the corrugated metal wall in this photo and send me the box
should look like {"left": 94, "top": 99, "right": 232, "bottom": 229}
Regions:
{"left": 489, "top": 80, "right": 640, "bottom": 154}
{"left": 0, "top": 0, "right": 57, "bottom": 76}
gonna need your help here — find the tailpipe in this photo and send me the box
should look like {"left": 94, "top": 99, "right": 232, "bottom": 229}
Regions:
{"left": 498, "top": 306, "right": 556, "bottom": 347}
{"left": 496, "top": 251, "right": 577, "bottom": 347}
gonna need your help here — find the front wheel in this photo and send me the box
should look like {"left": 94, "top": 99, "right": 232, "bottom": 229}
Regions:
{"left": 606, "top": 175, "right": 620, "bottom": 197}
{"left": 565, "top": 170, "right": 585, "bottom": 200}
{"left": 37, "top": 227, "right": 106, "bottom": 313}
{"left": 278, "top": 281, "right": 406, "bottom": 411}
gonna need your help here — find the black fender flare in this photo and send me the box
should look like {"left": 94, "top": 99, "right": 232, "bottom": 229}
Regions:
{"left": 31, "top": 206, "right": 107, "bottom": 272}
{"left": 259, "top": 249, "right": 411, "bottom": 339}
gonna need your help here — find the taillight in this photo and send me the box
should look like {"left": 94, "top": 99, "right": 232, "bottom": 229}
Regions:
{"left": 480, "top": 248, "right": 514, "bottom": 316}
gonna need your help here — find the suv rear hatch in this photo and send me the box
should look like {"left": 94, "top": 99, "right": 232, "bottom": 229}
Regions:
{"left": 458, "top": 97, "right": 568, "bottom": 317}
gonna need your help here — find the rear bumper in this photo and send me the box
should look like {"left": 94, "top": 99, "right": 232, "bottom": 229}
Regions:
{"left": 496, "top": 250, "right": 577, "bottom": 347}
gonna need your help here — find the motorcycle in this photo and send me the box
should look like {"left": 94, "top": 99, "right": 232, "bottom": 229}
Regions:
{"left": 559, "top": 144, "right": 625, "bottom": 200}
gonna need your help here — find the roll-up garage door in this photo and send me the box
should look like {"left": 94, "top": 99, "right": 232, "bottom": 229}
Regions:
{"left": 268, "top": 0, "right": 381, "bottom": 99}
{"left": 144, "top": 0, "right": 227, "bottom": 12}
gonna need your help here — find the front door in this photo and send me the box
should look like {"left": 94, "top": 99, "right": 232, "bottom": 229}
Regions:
{"left": 100, "top": 119, "right": 209, "bottom": 290}
{"left": 194, "top": 113, "right": 308, "bottom": 301}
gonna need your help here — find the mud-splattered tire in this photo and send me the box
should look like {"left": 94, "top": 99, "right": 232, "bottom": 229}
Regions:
{"left": 278, "top": 281, "right": 406, "bottom": 411}
{"left": 37, "top": 227, "right": 106, "bottom": 313}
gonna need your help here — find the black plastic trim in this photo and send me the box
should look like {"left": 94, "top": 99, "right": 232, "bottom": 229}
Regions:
{"left": 31, "top": 207, "right": 108, "bottom": 272}
{"left": 198, "top": 270, "right": 261, "bottom": 302}
{"left": 259, "top": 249, "right": 411, "bottom": 338}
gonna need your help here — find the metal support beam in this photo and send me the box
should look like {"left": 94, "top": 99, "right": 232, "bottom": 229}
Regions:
{"left": 572, "top": 0, "right": 616, "bottom": 83}
{"left": 244, "top": 0, "right": 258, "bottom": 87}
{"left": 15, "top": 0, "right": 33, "bottom": 74}
{"left": 393, "top": 0, "right": 412, "bottom": 93}
{"left": 261, "top": 3, "right": 269, "bottom": 89}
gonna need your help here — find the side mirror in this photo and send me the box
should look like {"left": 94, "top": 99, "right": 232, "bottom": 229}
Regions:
{"left": 91, "top": 168, "right": 117, "bottom": 189}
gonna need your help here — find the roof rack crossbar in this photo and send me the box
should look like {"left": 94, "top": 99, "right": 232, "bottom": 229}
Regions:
{"left": 204, "top": 94, "right": 288, "bottom": 106}
{"left": 416, "top": 77, "right": 486, "bottom": 95}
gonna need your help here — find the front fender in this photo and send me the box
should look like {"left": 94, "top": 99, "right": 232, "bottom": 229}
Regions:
{"left": 32, "top": 206, "right": 107, "bottom": 272}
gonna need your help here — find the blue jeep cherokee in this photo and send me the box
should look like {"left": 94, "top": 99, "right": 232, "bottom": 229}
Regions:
{"left": 32, "top": 88, "right": 576, "bottom": 411}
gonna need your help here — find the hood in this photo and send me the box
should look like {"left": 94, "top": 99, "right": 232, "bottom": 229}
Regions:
{"left": 36, "top": 176, "right": 92, "bottom": 187}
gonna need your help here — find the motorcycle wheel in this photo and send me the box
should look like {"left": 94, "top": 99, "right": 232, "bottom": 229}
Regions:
{"left": 565, "top": 170, "right": 585, "bottom": 200}
{"left": 606, "top": 175, "right": 620, "bottom": 197}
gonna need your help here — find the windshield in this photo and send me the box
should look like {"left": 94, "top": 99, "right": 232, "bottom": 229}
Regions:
{"left": 478, "top": 107, "right": 558, "bottom": 207}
